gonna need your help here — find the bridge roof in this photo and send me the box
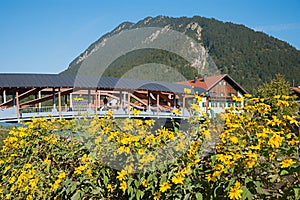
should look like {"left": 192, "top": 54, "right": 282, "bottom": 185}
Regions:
{"left": 0, "top": 73, "right": 206, "bottom": 94}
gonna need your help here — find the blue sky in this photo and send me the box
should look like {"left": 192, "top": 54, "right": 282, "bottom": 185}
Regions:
{"left": 0, "top": 0, "right": 299, "bottom": 73}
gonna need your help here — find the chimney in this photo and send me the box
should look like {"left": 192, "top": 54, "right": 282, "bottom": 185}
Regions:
{"left": 193, "top": 75, "right": 198, "bottom": 83}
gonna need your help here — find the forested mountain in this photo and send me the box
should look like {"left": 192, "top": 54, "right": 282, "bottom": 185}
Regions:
{"left": 61, "top": 16, "right": 300, "bottom": 93}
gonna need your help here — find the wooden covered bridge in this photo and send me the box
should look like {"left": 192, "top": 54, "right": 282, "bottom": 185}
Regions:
{"left": 0, "top": 74, "right": 206, "bottom": 122}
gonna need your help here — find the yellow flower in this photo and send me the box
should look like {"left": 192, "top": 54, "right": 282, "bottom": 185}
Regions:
{"left": 50, "top": 180, "right": 60, "bottom": 192}
{"left": 268, "top": 134, "right": 283, "bottom": 148}
{"left": 172, "top": 109, "right": 181, "bottom": 115}
{"left": 230, "top": 136, "right": 239, "bottom": 144}
{"left": 132, "top": 108, "right": 141, "bottom": 116}
{"left": 43, "top": 158, "right": 51, "bottom": 165}
{"left": 206, "top": 174, "right": 217, "bottom": 182}
{"left": 280, "top": 159, "right": 296, "bottom": 168}
{"left": 6, "top": 193, "right": 11, "bottom": 199}
{"left": 145, "top": 120, "right": 155, "bottom": 127}
{"left": 120, "top": 181, "right": 127, "bottom": 192}
{"left": 228, "top": 181, "right": 243, "bottom": 199}
{"left": 277, "top": 100, "right": 289, "bottom": 107}
{"left": 58, "top": 172, "right": 66, "bottom": 180}
{"left": 191, "top": 104, "right": 200, "bottom": 112}
{"left": 142, "top": 180, "right": 149, "bottom": 187}
{"left": 171, "top": 176, "right": 184, "bottom": 184}
{"left": 116, "top": 170, "right": 127, "bottom": 181}
{"left": 244, "top": 94, "right": 252, "bottom": 98}
{"left": 138, "top": 149, "right": 145, "bottom": 155}
{"left": 74, "top": 165, "right": 86, "bottom": 175}
{"left": 107, "top": 184, "right": 114, "bottom": 193}
{"left": 135, "top": 119, "right": 143, "bottom": 126}
{"left": 153, "top": 191, "right": 161, "bottom": 200}
{"left": 159, "top": 181, "right": 171, "bottom": 192}
{"left": 107, "top": 110, "right": 113, "bottom": 117}
{"left": 25, "top": 163, "right": 32, "bottom": 169}
{"left": 8, "top": 176, "right": 15, "bottom": 184}
{"left": 26, "top": 195, "right": 33, "bottom": 200}
{"left": 274, "top": 95, "right": 280, "bottom": 99}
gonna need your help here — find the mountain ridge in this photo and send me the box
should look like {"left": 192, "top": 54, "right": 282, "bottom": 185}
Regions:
{"left": 62, "top": 15, "right": 300, "bottom": 93}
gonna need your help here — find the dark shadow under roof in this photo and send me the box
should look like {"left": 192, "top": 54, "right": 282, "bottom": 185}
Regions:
{"left": 0, "top": 73, "right": 206, "bottom": 94}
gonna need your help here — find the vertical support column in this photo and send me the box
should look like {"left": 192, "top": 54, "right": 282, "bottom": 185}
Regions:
{"left": 58, "top": 89, "right": 62, "bottom": 118}
{"left": 119, "top": 91, "right": 123, "bottom": 109}
{"left": 127, "top": 92, "right": 131, "bottom": 116}
{"left": 98, "top": 90, "right": 101, "bottom": 110}
{"left": 16, "top": 91, "right": 20, "bottom": 119}
{"left": 38, "top": 91, "right": 42, "bottom": 112}
{"left": 12, "top": 91, "right": 16, "bottom": 106}
{"left": 156, "top": 93, "right": 160, "bottom": 116}
{"left": 88, "top": 89, "right": 91, "bottom": 109}
{"left": 147, "top": 91, "right": 151, "bottom": 111}
{"left": 182, "top": 96, "right": 186, "bottom": 117}
{"left": 173, "top": 93, "right": 176, "bottom": 109}
{"left": 95, "top": 90, "right": 98, "bottom": 112}
{"left": 53, "top": 88, "right": 56, "bottom": 109}
{"left": 64, "top": 94, "right": 68, "bottom": 112}
{"left": 69, "top": 93, "right": 73, "bottom": 111}
{"left": 3, "top": 90, "right": 6, "bottom": 103}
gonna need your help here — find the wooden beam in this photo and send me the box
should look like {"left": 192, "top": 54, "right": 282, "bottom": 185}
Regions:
{"left": 0, "top": 88, "right": 41, "bottom": 107}
{"left": 130, "top": 93, "right": 148, "bottom": 106}
{"left": 19, "top": 88, "right": 73, "bottom": 107}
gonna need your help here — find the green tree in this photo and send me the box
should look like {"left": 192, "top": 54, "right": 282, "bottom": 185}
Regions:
{"left": 257, "top": 74, "right": 299, "bottom": 117}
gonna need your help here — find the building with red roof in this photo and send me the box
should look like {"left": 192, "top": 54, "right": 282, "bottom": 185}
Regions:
{"left": 177, "top": 74, "right": 247, "bottom": 116}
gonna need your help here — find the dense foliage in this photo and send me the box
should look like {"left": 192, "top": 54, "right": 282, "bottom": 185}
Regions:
{"left": 0, "top": 92, "right": 299, "bottom": 199}
{"left": 62, "top": 16, "right": 300, "bottom": 93}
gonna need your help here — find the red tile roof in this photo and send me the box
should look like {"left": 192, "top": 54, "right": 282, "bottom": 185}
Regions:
{"left": 176, "top": 74, "right": 227, "bottom": 90}
{"left": 292, "top": 87, "right": 300, "bottom": 94}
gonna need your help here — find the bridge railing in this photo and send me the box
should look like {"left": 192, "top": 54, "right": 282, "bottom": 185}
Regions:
{"left": 20, "top": 106, "right": 55, "bottom": 113}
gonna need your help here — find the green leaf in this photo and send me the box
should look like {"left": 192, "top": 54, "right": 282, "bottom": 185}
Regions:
{"left": 241, "top": 186, "right": 253, "bottom": 200}
{"left": 91, "top": 187, "right": 101, "bottom": 195}
{"left": 195, "top": 193, "right": 203, "bottom": 200}
{"left": 71, "top": 190, "right": 82, "bottom": 200}
{"left": 294, "top": 188, "right": 300, "bottom": 200}
{"left": 253, "top": 181, "right": 262, "bottom": 194}
{"left": 103, "top": 175, "right": 108, "bottom": 185}
{"left": 280, "top": 169, "right": 289, "bottom": 176}
{"left": 134, "top": 179, "right": 139, "bottom": 188}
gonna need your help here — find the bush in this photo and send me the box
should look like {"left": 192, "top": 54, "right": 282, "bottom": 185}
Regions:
{"left": 0, "top": 95, "right": 299, "bottom": 199}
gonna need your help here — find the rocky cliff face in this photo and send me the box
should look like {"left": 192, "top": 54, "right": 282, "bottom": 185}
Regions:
{"left": 62, "top": 16, "right": 300, "bottom": 93}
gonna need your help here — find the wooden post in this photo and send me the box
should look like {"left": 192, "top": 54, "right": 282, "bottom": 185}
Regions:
{"left": 3, "top": 90, "right": 6, "bottom": 103}
{"left": 95, "top": 90, "right": 98, "bottom": 112}
{"left": 53, "top": 88, "right": 56, "bottom": 109}
{"left": 69, "top": 93, "right": 73, "bottom": 111}
{"left": 127, "top": 92, "right": 131, "bottom": 116}
{"left": 173, "top": 93, "right": 176, "bottom": 109}
{"left": 182, "top": 96, "right": 186, "bottom": 117}
{"left": 147, "top": 91, "right": 151, "bottom": 111}
{"left": 38, "top": 91, "right": 42, "bottom": 112}
{"left": 58, "top": 89, "right": 62, "bottom": 118}
{"left": 16, "top": 91, "right": 20, "bottom": 119}
{"left": 119, "top": 91, "right": 123, "bottom": 109}
{"left": 98, "top": 90, "right": 101, "bottom": 109}
{"left": 157, "top": 93, "right": 160, "bottom": 116}
{"left": 88, "top": 89, "right": 91, "bottom": 109}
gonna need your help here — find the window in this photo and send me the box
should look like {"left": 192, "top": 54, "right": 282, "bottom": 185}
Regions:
{"left": 220, "top": 92, "right": 225, "bottom": 97}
